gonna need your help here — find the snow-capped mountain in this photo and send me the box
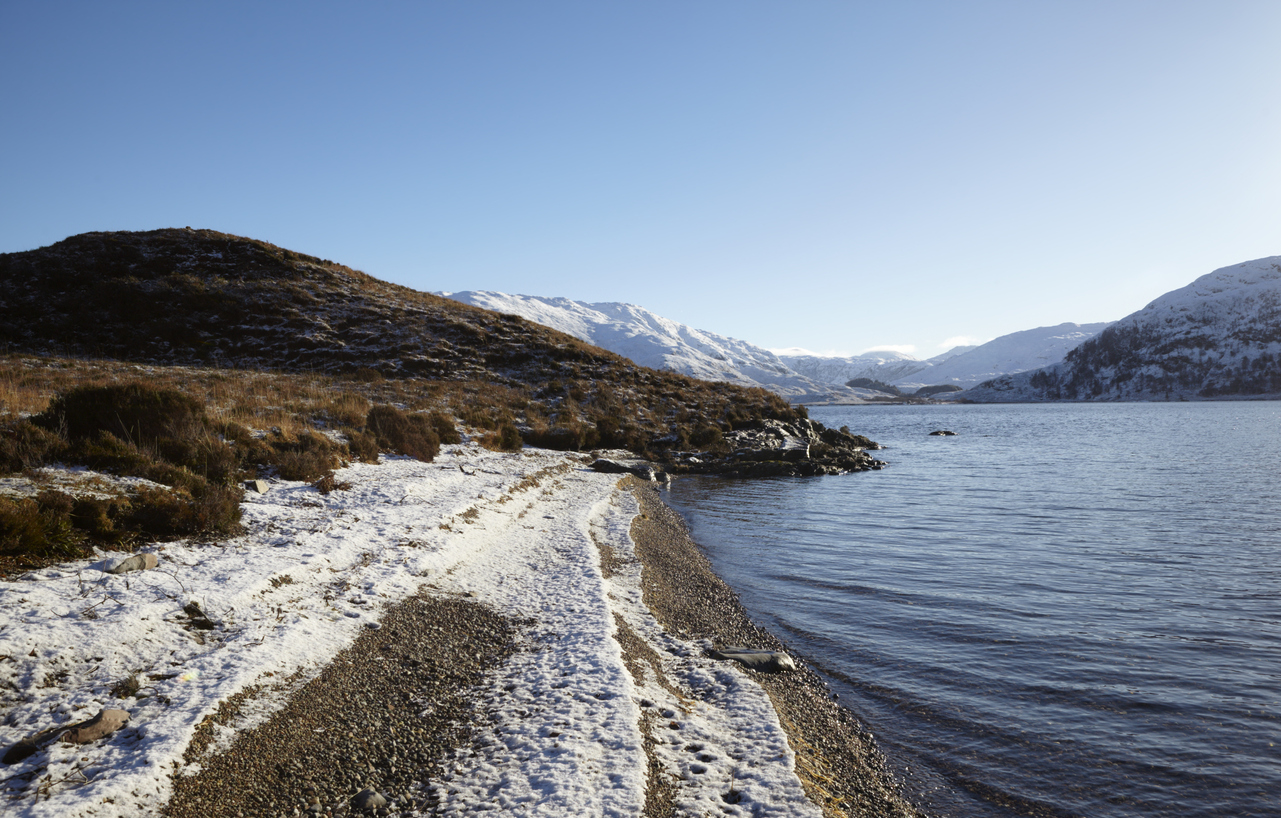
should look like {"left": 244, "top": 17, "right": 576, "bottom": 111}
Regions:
{"left": 893, "top": 323, "right": 1112, "bottom": 389}
{"left": 966, "top": 256, "right": 1281, "bottom": 401}
{"left": 439, "top": 291, "right": 868, "bottom": 403}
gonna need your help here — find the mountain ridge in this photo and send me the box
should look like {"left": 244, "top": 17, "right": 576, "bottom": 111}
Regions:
{"left": 440, "top": 290, "right": 870, "bottom": 403}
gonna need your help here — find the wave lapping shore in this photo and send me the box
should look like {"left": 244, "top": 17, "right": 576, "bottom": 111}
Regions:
{"left": 0, "top": 444, "right": 919, "bottom": 817}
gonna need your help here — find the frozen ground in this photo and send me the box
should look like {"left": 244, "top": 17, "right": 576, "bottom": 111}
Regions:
{"left": 0, "top": 444, "right": 819, "bottom": 817}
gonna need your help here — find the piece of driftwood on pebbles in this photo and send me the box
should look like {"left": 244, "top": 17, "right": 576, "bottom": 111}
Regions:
{"left": 105, "top": 553, "right": 158, "bottom": 574}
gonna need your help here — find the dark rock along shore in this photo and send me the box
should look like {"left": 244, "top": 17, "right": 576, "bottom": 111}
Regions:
{"left": 666, "top": 418, "right": 888, "bottom": 479}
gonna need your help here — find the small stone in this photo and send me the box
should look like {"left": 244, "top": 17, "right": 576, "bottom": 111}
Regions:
{"left": 351, "top": 788, "right": 388, "bottom": 810}
{"left": 245, "top": 479, "right": 270, "bottom": 493}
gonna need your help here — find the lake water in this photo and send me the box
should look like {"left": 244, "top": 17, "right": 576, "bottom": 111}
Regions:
{"left": 663, "top": 402, "right": 1280, "bottom": 818}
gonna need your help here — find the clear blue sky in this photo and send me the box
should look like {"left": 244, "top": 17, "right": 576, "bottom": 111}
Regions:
{"left": 4, "top": 2, "right": 1280, "bottom": 357}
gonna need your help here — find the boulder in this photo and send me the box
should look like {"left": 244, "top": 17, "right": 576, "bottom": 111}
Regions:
{"left": 245, "top": 479, "right": 270, "bottom": 493}
{"left": 709, "top": 647, "right": 797, "bottom": 673}
{"left": 106, "top": 553, "right": 158, "bottom": 574}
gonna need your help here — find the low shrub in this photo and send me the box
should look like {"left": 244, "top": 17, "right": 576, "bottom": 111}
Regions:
{"left": 689, "top": 423, "right": 725, "bottom": 448}
{"left": 524, "top": 417, "right": 591, "bottom": 451}
{"left": 71, "top": 496, "right": 129, "bottom": 544}
{"left": 269, "top": 430, "right": 341, "bottom": 481}
{"left": 429, "top": 411, "right": 461, "bottom": 445}
{"left": 479, "top": 422, "right": 522, "bottom": 452}
{"left": 34, "top": 382, "right": 207, "bottom": 444}
{"left": 344, "top": 429, "right": 380, "bottom": 463}
{"left": 127, "top": 483, "right": 242, "bottom": 539}
{"left": 366, "top": 405, "right": 439, "bottom": 462}
{"left": 0, "top": 495, "right": 84, "bottom": 560}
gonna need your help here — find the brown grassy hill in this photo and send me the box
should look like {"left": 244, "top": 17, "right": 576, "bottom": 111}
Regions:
{"left": 0, "top": 228, "right": 809, "bottom": 455}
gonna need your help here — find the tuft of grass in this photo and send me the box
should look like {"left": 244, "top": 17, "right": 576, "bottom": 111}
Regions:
{"left": 110, "top": 673, "right": 141, "bottom": 699}
{"left": 479, "top": 422, "right": 522, "bottom": 452}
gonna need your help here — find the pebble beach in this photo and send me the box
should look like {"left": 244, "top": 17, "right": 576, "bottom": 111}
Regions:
{"left": 0, "top": 444, "right": 919, "bottom": 817}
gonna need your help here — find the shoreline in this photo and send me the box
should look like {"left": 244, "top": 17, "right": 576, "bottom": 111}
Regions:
{"left": 1, "top": 447, "right": 925, "bottom": 817}
{"left": 625, "top": 479, "right": 922, "bottom": 818}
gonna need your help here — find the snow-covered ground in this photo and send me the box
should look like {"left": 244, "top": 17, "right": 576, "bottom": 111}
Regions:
{"left": 0, "top": 445, "right": 818, "bottom": 817}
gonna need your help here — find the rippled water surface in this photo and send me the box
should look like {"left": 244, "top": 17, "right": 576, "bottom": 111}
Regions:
{"left": 664, "top": 402, "right": 1281, "bottom": 818}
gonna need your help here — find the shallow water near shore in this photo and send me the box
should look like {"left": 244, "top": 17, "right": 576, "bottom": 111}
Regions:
{"left": 664, "top": 402, "right": 1281, "bottom": 818}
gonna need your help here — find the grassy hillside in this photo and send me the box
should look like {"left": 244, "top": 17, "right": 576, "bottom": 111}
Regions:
{"left": 0, "top": 228, "right": 805, "bottom": 454}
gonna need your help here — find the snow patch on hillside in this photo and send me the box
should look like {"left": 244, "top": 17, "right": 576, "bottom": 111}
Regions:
{"left": 896, "top": 323, "right": 1111, "bottom": 389}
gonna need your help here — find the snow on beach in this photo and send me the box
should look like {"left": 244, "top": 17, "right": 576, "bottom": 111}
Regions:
{"left": 1, "top": 444, "right": 818, "bottom": 817}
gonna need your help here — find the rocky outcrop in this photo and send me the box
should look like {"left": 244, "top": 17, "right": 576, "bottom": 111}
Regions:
{"left": 665, "top": 419, "right": 886, "bottom": 477}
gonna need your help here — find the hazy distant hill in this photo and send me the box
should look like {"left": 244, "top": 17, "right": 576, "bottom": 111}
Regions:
{"left": 780, "top": 323, "right": 1110, "bottom": 393}
{"left": 966, "top": 256, "right": 1281, "bottom": 401}
{"left": 441, "top": 291, "right": 869, "bottom": 403}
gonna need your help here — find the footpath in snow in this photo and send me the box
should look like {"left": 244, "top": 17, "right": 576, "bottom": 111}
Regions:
{"left": 0, "top": 444, "right": 820, "bottom": 817}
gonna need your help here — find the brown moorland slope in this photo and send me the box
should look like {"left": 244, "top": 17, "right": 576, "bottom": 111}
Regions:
{"left": 0, "top": 229, "right": 879, "bottom": 471}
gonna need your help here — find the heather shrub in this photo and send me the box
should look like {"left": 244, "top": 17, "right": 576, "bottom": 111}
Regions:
{"left": 366, "top": 405, "right": 439, "bottom": 462}
{"left": 71, "top": 496, "right": 128, "bottom": 543}
{"left": 689, "top": 422, "right": 725, "bottom": 449}
{"left": 429, "top": 411, "right": 461, "bottom": 445}
{"left": 479, "top": 422, "right": 522, "bottom": 452}
{"left": 344, "top": 429, "right": 380, "bottom": 463}
{"left": 268, "top": 430, "right": 342, "bottom": 481}
{"left": 34, "top": 382, "right": 206, "bottom": 444}
{"left": 127, "top": 483, "right": 241, "bottom": 538}
{"left": 524, "top": 417, "right": 593, "bottom": 451}
{"left": 0, "top": 420, "right": 64, "bottom": 474}
{"left": 0, "top": 495, "right": 83, "bottom": 559}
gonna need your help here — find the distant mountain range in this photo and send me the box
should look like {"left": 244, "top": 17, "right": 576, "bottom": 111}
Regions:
{"left": 440, "top": 292, "right": 872, "bottom": 403}
{"left": 966, "top": 256, "right": 1281, "bottom": 401}
{"left": 442, "top": 292, "right": 1115, "bottom": 402}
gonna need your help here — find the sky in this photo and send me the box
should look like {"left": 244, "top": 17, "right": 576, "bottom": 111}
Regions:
{"left": 3, "top": 2, "right": 1280, "bottom": 358}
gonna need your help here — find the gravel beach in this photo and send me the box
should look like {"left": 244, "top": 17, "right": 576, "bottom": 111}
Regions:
{"left": 159, "top": 472, "right": 921, "bottom": 818}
